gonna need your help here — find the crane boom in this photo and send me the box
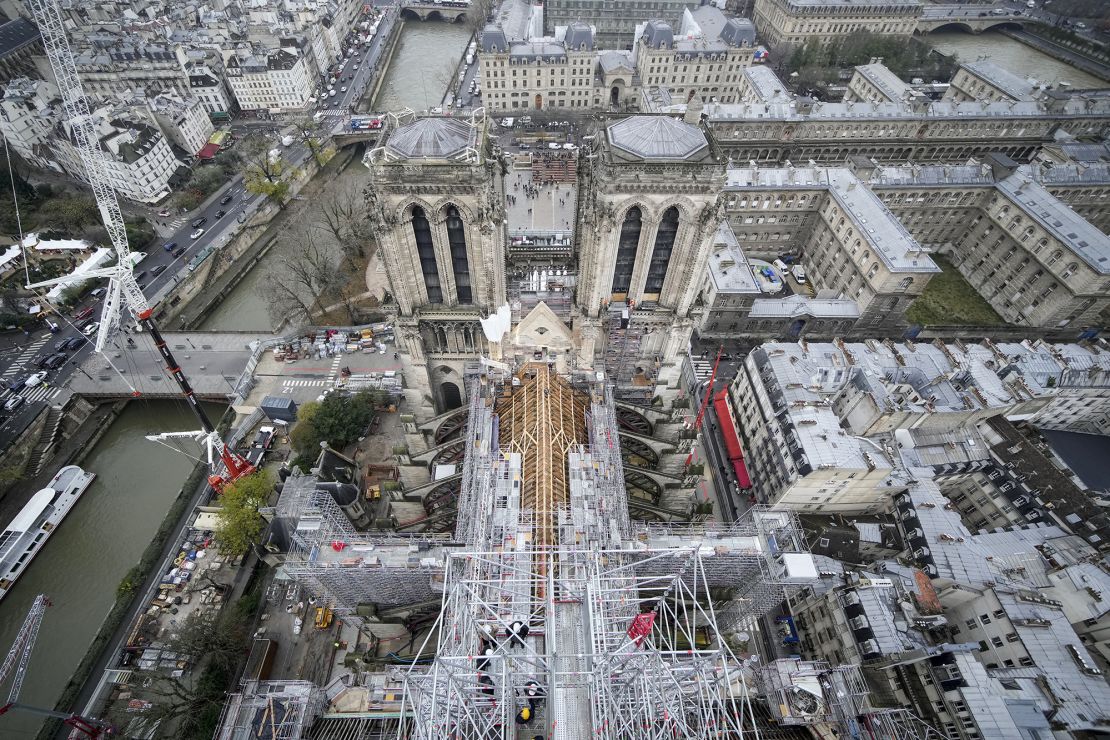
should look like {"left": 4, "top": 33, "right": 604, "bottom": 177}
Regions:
{"left": 25, "top": 0, "right": 255, "bottom": 491}
{"left": 0, "top": 595, "right": 48, "bottom": 703}
{"left": 26, "top": 0, "right": 146, "bottom": 349}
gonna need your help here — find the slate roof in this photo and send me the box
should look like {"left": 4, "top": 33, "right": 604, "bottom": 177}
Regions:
{"left": 386, "top": 117, "right": 477, "bottom": 159}
{"left": 607, "top": 115, "right": 707, "bottom": 160}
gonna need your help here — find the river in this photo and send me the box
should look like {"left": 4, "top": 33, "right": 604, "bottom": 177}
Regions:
{"left": 927, "top": 30, "right": 1104, "bottom": 88}
{"left": 199, "top": 20, "right": 472, "bottom": 333}
{"left": 0, "top": 401, "right": 224, "bottom": 738}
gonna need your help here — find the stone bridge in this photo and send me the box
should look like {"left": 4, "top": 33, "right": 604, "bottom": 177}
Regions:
{"left": 400, "top": 3, "right": 467, "bottom": 22}
{"left": 68, "top": 331, "right": 269, "bottom": 402}
{"left": 916, "top": 5, "right": 1024, "bottom": 34}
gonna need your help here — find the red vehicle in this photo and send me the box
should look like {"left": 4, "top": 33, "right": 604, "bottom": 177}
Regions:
{"left": 73, "top": 306, "right": 94, "bottom": 321}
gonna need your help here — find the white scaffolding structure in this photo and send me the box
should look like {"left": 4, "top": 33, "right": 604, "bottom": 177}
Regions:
{"left": 215, "top": 681, "right": 325, "bottom": 740}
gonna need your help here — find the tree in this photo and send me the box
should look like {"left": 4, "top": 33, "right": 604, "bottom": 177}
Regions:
{"left": 240, "top": 134, "right": 302, "bottom": 209}
{"left": 267, "top": 214, "right": 343, "bottom": 319}
{"left": 315, "top": 181, "right": 374, "bottom": 262}
{"left": 289, "top": 400, "right": 323, "bottom": 457}
{"left": 214, "top": 470, "right": 272, "bottom": 559}
{"left": 312, "top": 391, "right": 376, "bottom": 450}
{"left": 289, "top": 118, "right": 336, "bottom": 168}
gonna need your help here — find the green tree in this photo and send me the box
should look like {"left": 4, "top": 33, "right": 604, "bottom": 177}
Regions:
{"left": 312, "top": 391, "right": 375, "bottom": 450}
{"left": 289, "top": 400, "right": 323, "bottom": 456}
{"left": 214, "top": 470, "right": 272, "bottom": 558}
{"left": 241, "top": 135, "right": 302, "bottom": 209}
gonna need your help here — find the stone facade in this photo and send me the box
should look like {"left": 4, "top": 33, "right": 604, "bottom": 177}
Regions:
{"left": 752, "top": 0, "right": 921, "bottom": 48}
{"left": 366, "top": 114, "right": 506, "bottom": 416}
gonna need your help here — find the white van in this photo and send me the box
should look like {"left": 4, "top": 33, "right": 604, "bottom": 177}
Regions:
{"left": 791, "top": 265, "right": 807, "bottom": 284}
{"left": 772, "top": 258, "right": 789, "bottom": 274}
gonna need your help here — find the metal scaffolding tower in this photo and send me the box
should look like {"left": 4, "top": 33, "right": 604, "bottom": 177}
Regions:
{"left": 215, "top": 681, "right": 325, "bottom": 740}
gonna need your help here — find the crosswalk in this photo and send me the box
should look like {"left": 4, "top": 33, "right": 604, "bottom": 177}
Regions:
{"left": 281, "top": 379, "right": 331, "bottom": 388}
{"left": 317, "top": 108, "right": 350, "bottom": 117}
{"left": 691, "top": 360, "right": 715, "bottom": 381}
{"left": 0, "top": 337, "right": 50, "bottom": 380}
{"left": 0, "top": 384, "right": 63, "bottom": 404}
{"left": 166, "top": 217, "right": 187, "bottom": 230}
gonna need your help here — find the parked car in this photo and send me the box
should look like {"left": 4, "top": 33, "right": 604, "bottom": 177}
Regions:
{"left": 157, "top": 209, "right": 171, "bottom": 217}
{"left": 4, "top": 396, "right": 24, "bottom": 412}
{"left": 219, "top": 194, "right": 234, "bottom": 205}
{"left": 191, "top": 216, "right": 207, "bottom": 228}
{"left": 791, "top": 265, "right": 807, "bottom": 285}
{"left": 134, "top": 270, "right": 148, "bottom": 282}
{"left": 191, "top": 228, "right": 205, "bottom": 240}
{"left": 82, "top": 322, "right": 100, "bottom": 336}
{"left": 162, "top": 241, "right": 178, "bottom": 252}
{"left": 73, "top": 306, "right": 94, "bottom": 321}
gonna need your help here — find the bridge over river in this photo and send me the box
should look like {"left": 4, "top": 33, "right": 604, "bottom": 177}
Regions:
{"left": 917, "top": 4, "right": 1025, "bottom": 33}
{"left": 68, "top": 332, "right": 269, "bottom": 402}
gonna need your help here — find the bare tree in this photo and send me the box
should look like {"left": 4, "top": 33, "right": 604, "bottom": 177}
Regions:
{"left": 288, "top": 117, "right": 335, "bottom": 168}
{"left": 465, "top": 0, "right": 494, "bottom": 35}
{"left": 314, "top": 182, "right": 373, "bottom": 262}
{"left": 263, "top": 214, "right": 344, "bottom": 324}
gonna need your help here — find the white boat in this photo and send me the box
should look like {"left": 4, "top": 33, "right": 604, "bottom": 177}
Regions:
{"left": 0, "top": 465, "right": 96, "bottom": 602}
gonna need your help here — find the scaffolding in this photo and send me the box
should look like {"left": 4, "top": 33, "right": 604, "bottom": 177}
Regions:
{"left": 215, "top": 681, "right": 325, "bottom": 740}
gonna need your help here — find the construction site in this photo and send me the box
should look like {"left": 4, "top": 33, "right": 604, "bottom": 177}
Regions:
{"left": 210, "top": 363, "right": 947, "bottom": 740}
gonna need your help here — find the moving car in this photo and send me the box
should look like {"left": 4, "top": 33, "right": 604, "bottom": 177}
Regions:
{"left": 62, "top": 337, "right": 85, "bottom": 351}
{"left": 4, "top": 396, "right": 24, "bottom": 412}
{"left": 43, "top": 353, "right": 67, "bottom": 370}
{"left": 25, "top": 371, "right": 47, "bottom": 388}
{"left": 215, "top": 210, "right": 226, "bottom": 219}
{"left": 82, "top": 322, "right": 100, "bottom": 336}
{"left": 73, "top": 306, "right": 94, "bottom": 321}
{"left": 191, "top": 228, "right": 205, "bottom": 240}
{"left": 219, "top": 194, "right": 234, "bottom": 205}
{"left": 162, "top": 241, "right": 177, "bottom": 252}
{"left": 172, "top": 246, "right": 186, "bottom": 258}
{"left": 190, "top": 216, "right": 207, "bottom": 228}
{"left": 151, "top": 264, "right": 167, "bottom": 277}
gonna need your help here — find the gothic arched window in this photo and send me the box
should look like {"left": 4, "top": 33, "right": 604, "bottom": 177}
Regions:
{"left": 611, "top": 206, "right": 641, "bottom": 297}
{"left": 445, "top": 206, "right": 472, "bottom": 304}
{"left": 644, "top": 206, "right": 679, "bottom": 296}
{"left": 412, "top": 206, "right": 441, "bottom": 303}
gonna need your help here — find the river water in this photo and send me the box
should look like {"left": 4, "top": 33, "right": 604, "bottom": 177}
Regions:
{"left": 927, "top": 30, "right": 1104, "bottom": 88}
{"left": 200, "top": 20, "right": 472, "bottom": 333}
{"left": 0, "top": 401, "right": 224, "bottom": 738}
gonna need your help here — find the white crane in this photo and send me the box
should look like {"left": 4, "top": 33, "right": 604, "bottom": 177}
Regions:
{"left": 0, "top": 595, "right": 110, "bottom": 738}
{"left": 24, "top": 0, "right": 255, "bottom": 492}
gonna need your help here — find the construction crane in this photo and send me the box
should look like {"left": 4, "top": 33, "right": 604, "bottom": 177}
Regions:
{"left": 24, "top": 0, "right": 255, "bottom": 492}
{"left": 0, "top": 595, "right": 110, "bottom": 738}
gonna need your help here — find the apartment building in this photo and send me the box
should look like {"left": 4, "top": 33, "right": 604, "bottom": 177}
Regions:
{"left": 737, "top": 65, "right": 791, "bottom": 103}
{"left": 724, "top": 166, "right": 940, "bottom": 332}
{"left": 944, "top": 60, "right": 1038, "bottom": 104}
{"left": 0, "top": 77, "right": 62, "bottom": 172}
{"left": 752, "top": 0, "right": 922, "bottom": 47}
{"left": 147, "top": 91, "right": 214, "bottom": 155}
{"left": 478, "top": 23, "right": 600, "bottom": 112}
{"left": 868, "top": 157, "right": 1110, "bottom": 329}
{"left": 186, "top": 62, "right": 234, "bottom": 117}
{"left": 56, "top": 111, "right": 182, "bottom": 203}
{"left": 0, "top": 17, "right": 43, "bottom": 84}
{"left": 543, "top": 0, "right": 696, "bottom": 47}
{"left": 225, "top": 45, "right": 314, "bottom": 112}
{"left": 479, "top": 7, "right": 763, "bottom": 113}
{"left": 73, "top": 42, "right": 190, "bottom": 100}
{"left": 844, "top": 61, "right": 925, "bottom": 105}
{"left": 634, "top": 8, "right": 759, "bottom": 104}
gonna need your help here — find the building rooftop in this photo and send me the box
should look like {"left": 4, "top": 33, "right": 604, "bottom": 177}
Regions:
{"left": 0, "top": 18, "right": 40, "bottom": 59}
{"left": 607, "top": 115, "right": 708, "bottom": 160}
{"left": 703, "top": 96, "right": 1110, "bottom": 122}
{"left": 749, "top": 295, "right": 861, "bottom": 318}
{"left": 726, "top": 167, "right": 939, "bottom": 274}
{"left": 962, "top": 59, "right": 1037, "bottom": 102}
{"left": 996, "top": 174, "right": 1110, "bottom": 275}
{"left": 385, "top": 117, "right": 478, "bottom": 160}
{"left": 854, "top": 62, "right": 912, "bottom": 102}
{"left": 742, "top": 66, "right": 791, "bottom": 102}
{"left": 706, "top": 221, "right": 760, "bottom": 294}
